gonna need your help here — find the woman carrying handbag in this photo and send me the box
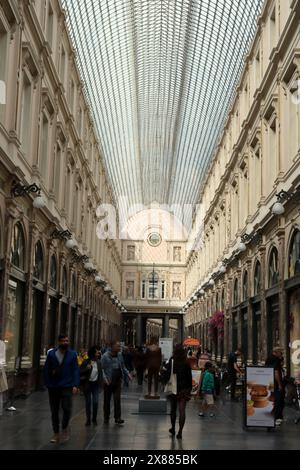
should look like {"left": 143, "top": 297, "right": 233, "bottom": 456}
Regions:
{"left": 164, "top": 344, "right": 192, "bottom": 439}
{"left": 80, "top": 346, "right": 103, "bottom": 426}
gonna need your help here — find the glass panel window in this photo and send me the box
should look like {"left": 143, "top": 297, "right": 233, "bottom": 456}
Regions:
{"left": 62, "top": 0, "right": 264, "bottom": 211}
{"left": 141, "top": 280, "right": 146, "bottom": 299}
{"left": 33, "top": 241, "right": 44, "bottom": 281}
{"left": 62, "top": 266, "right": 68, "bottom": 296}
{"left": 11, "top": 223, "right": 25, "bottom": 270}
{"left": 233, "top": 279, "right": 239, "bottom": 306}
{"left": 161, "top": 280, "right": 165, "bottom": 299}
{"left": 269, "top": 248, "right": 279, "bottom": 287}
{"left": 254, "top": 261, "right": 261, "bottom": 295}
{"left": 243, "top": 271, "right": 248, "bottom": 301}
{"left": 50, "top": 255, "right": 57, "bottom": 289}
{"left": 289, "top": 231, "right": 300, "bottom": 278}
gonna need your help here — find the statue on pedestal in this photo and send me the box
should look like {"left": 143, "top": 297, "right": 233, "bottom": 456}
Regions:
{"left": 145, "top": 337, "right": 162, "bottom": 399}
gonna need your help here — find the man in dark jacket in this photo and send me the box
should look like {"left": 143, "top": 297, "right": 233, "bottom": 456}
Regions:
{"left": 44, "top": 334, "right": 80, "bottom": 444}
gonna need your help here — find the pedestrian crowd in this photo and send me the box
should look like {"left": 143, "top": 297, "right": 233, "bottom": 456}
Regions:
{"left": 43, "top": 333, "right": 291, "bottom": 444}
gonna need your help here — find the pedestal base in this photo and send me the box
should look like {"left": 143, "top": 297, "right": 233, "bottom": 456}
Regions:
{"left": 138, "top": 397, "right": 168, "bottom": 414}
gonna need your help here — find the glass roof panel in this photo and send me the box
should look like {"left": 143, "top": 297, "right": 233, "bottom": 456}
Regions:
{"left": 62, "top": 0, "right": 264, "bottom": 210}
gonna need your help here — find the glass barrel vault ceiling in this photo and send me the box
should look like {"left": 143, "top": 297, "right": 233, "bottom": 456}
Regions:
{"left": 62, "top": 0, "right": 264, "bottom": 209}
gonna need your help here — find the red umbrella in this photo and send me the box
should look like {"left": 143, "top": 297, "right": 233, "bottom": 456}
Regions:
{"left": 183, "top": 338, "right": 200, "bottom": 347}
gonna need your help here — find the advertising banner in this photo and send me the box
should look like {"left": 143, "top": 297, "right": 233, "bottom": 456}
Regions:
{"left": 191, "top": 369, "right": 202, "bottom": 395}
{"left": 245, "top": 367, "right": 275, "bottom": 428}
{"left": 159, "top": 338, "right": 173, "bottom": 361}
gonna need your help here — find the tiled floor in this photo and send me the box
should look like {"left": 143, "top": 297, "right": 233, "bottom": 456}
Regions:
{"left": 0, "top": 383, "right": 299, "bottom": 450}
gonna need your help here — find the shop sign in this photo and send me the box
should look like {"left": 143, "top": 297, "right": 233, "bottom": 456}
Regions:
{"left": 245, "top": 366, "right": 275, "bottom": 429}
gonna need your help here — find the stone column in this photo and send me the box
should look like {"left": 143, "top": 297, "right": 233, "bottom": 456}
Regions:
{"left": 178, "top": 316, "right": 184, "bottom": 343}
{"left": 136, "top": 314, "right": 143, "bottom": 347}
{"left": 247, "top": 300, "right": 253, "bottom": 365}
{"left": 259, "top": 247, "right": 268, "bottom": 360}
{"left": 278, "top": 230, "right": 288, "bottom": 356}
{"left": 162, "top": 314, "right": 170, "bottom": 337}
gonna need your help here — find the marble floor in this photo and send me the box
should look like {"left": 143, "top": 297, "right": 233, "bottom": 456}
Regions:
{"left": 0, "top": 383, "right": 299, "bottom": 450}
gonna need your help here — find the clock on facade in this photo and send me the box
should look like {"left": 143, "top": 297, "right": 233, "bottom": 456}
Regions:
{"left": 147, "top": 232, "right": 162, "bottom": 247}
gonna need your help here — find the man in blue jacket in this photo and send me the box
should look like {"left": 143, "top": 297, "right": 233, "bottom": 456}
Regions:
{"left": 101, "top": 341, "right": 132, "bottom": 424}
{"left": 44, "top": 334, "right": 80, "bottom": 444}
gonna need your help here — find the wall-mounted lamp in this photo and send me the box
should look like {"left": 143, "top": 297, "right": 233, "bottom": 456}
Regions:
{"left": 51, "top": 229, "right": 77, "bottom": 249}
{"left": 11, "top": 181, "right": 45, "bottom": 208}
{"left": 71, "top": 251, "right": 89, "bottom": 264}
{"left": 272, "top": 188, "right": 300, "bottom": 215}
{"left": 219, "top": 264, "right": 226, "bottom": 274}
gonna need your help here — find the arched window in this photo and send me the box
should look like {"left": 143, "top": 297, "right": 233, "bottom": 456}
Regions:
{"left": 11, "top": 223, "right": 25, "bottom": 270}
{"left": 50, "top": 255, "right": 57, "bottom": 289}
{"left": 289, "top": 230, "right": 300, "bottom": 278}
{"left": 269, "top": 247, "right": 279, "bottom": 287}
{"left": 62, "top": 266, "right": 68, "bottom": 296}
{"left": 233, "top": 279, "right": 239, "bottom": 306}
{"left": 71, "top": 273, "right": 77, "bottom": 299}
{"left": 243, "top": 271, "right": 248, "bottom": 301}
{"left": 254, "top": 261, "right": 261, "bottom": 295}
{"left": 33, "top": 241, "right": 44, "bottom": 281}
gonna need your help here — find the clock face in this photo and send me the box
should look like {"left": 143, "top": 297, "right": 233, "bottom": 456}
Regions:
{"left": 147, "top": 232, "right": 162, "bottom": 247}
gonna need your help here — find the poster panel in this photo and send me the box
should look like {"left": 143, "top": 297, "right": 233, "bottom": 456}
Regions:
{"left": 245, "top": 367, "right": 275, "bottom": 428}
{"left": 191, "top": 369, "right": 202, "bottom": 395}
{"left": 159, "top": 338, "right": 173, "bottom": 361}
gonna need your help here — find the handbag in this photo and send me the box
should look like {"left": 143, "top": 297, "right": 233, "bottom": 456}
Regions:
{"left": 164, "top": 359, "right": 177, "bottom": 395}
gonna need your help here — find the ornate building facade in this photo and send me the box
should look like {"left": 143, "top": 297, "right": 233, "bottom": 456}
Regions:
{"left": 184, "top": 0, "right": 300, "bottom": 378}
{"left": 0, "top": 0, "right": 122, "bottom": 394}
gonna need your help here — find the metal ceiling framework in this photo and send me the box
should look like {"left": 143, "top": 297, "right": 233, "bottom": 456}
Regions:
{"left": 62, "top": 0, "right": 264, "bottom": 212}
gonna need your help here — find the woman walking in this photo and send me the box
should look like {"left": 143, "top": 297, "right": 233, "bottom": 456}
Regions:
{"left": 80, "top": 346, "right": 103, "bottom": 426}
{"left": 164, "top": 344, "right": 192, "bottom": 439}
